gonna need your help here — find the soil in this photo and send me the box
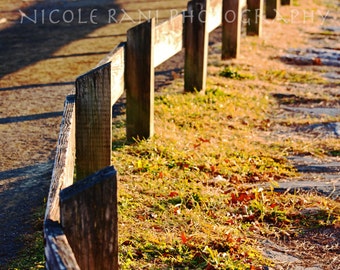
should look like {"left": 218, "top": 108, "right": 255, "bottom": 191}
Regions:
{"left": 0, "top": 0, "right": 339, "bottom": 269}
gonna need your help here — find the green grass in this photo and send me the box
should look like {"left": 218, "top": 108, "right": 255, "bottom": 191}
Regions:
{"left": 258, "top": 69, "right": 325, "bottom": 84}
{"left": 219, "top": 67, "right": 255, "bottom": 80}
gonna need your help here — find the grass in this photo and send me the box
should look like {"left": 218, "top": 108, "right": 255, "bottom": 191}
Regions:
{"left": 258, "top": 69, "right": 326, "bottom": 85}
{"left": 112, "top": 72, "right": 339, "bottom": 268}
{"left": 219, "top": 67, "right": 255, "bottom": 80}
{"left": 7, "top": 232, "right": 45, "bottom": 270}
{"left": 7, "top": 206, "right": 45, "bottom": 270}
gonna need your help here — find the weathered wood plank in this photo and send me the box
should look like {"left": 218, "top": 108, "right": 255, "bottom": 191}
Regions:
{"left": 126, "top": 19, "right": 155, "bottom": 140}
{"left": 60, "top": 166, "right": 118, "bottom": 270}
{"left": 222, "top": 0, "right": 242, "bottom": 59}
{"left": 45, "top": 220, "right": 80, "bottom": 270}
{"left": 44, "top": 94, "right": 75, "bottom": 223}
{"left": 43, "top": 94, "right": 79, "bottom": 269}
{"left": 154, "top": 14, "right": 184, "bottom": 68}
{"left": 184, "top": 0, "right": 209, "bottom": 92}
{"left": 246, "top": 0, "right": 264, "bottom": 36}
{"left": 75, "top": 63, "right": 112, "bottom": 181}
{"left": 97, "top": 42, "right": 125, "bottom": 105}
{"left": 266, "top": 0, "right": 280, "bottom": 19}
{"left": 207, "top": 0, "right": 222, "bottom": 33}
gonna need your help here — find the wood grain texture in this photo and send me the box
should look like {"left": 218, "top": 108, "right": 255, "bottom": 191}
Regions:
{"left": 45, "top": 220, "right": 80, "bottom": 270}
{"left": 60, "top": 166, "right": 118, "bottom": 270}
{"left": 184, "top": 0, "right": 209, "bottom": 92}
{"left": 154, "top": 14, "right": 184, "bottom": 67}
{"left": 75, "top": 63, "right": 112, "bottom": 181}
{"left": 44, "top": 94, "right": 76, "bottom": 222}
{"left": 222, "top": 0, "right": 242, "bottom": 59}
{"left": 44, "top": 94, "right": 78, "bottom": 269}
{"left": 126, "top": 19, "right": 155, "bottom": 140}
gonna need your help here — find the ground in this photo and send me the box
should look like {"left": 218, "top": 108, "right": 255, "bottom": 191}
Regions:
{"left": 0, "top": 0, "right": 339, "bottom": 269}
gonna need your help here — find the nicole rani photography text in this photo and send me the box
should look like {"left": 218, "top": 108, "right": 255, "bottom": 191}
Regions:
{"left": 268, "top": 8, "right": 331, "bottom": 24}
{"left": 19, "top": 8, "right": 331, "bottom": 25}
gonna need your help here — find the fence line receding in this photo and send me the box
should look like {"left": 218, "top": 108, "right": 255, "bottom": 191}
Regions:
{"left": 43, "top": 0, "right": 284, "bottom": 268}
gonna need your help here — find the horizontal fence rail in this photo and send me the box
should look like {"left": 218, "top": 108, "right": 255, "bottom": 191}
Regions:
{"left": 43, "top": 0, "right": 285, "bottom": 268}
{"left": 44, "top": 95, "right": 80, "bottom": 269}
{"left": 154, "top": 14, "right": 184, "bottom": 68}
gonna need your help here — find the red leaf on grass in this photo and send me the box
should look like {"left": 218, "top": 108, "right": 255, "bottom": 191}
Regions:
{"left": 210, "top": 165, "right": 217, "bottom": 173}
{"left": 181, "top": 232, "right": 187, "bottom": 244}
{"left": 231, "top": 193, "right": 238, "bottom": 203}
{"left": 231, "top": 192, "right": 255, "bottom": 204}
{"left": 169, "top": 191, "right": 178, "bottom": 197}
{"left": 198, "top": 137, "right": 210, "bottom": 143}
{"left": 194, "top": 143, "right": 201, "bottom": 148}
{"left": 270, "top": 203, "right": 278, "bottom": 208}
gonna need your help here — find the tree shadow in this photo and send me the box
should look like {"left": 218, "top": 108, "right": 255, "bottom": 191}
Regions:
{"left": 0, "top": 81, "right": 73, "bottom": 92}
{"left": 0, "top": 0, "right": 122, "bottom": 81}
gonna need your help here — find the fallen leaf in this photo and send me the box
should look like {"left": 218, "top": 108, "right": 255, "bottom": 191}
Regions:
{"left": 198, "top": 137, "right": 210, "bottom": 143}
{"left": 231, "top": 192, "right": 255, "bottom": 204}
{"left": 313, "top": 57, "right": 322, "bottom": 65}
{"left": 169, "top": 191, "right": 178, "bottom": 197}
{"left": 181, "top": 232, "right": 187, "bottom": 244}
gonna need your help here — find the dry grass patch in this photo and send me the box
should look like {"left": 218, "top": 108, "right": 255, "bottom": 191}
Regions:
{"left": 112, "top": 76, "right": 339, "bottom": 268}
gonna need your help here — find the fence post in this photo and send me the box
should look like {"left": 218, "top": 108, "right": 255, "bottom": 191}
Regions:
{"left": 126, "top": 19, "right": 155, "bottom": 141}
{"left": 281, "top": 0, "right": 290, "bottom": 5}
{"left": 75, "top": 63, "right": 112, "bottom": 181}
{"left": 222, "top": 0, "right": 242, "bottom": 59}
{"left": 246, "top": 0, "right": 263, "bottom": 36}
{"left": 184, "top": 0, "right": 209, "bottom": 92}
{"left": 60, "top": 166, "right": 118, "bottom": 270}
{"left": 266, "top": 0, "right": 280, "bottom": 19}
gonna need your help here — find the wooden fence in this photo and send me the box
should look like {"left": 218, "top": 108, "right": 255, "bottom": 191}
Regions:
{"left": 43, "top": 0, "right": 289, "bottom": 269}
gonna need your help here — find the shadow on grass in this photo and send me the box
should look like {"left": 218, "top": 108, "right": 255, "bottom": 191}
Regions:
{"left": 0, "top": 161, "right": 53, "bottom": 267}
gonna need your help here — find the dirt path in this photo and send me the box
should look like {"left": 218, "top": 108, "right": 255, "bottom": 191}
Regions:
{"left": 0, "top": 0, "right": 339, "bottom": 268}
